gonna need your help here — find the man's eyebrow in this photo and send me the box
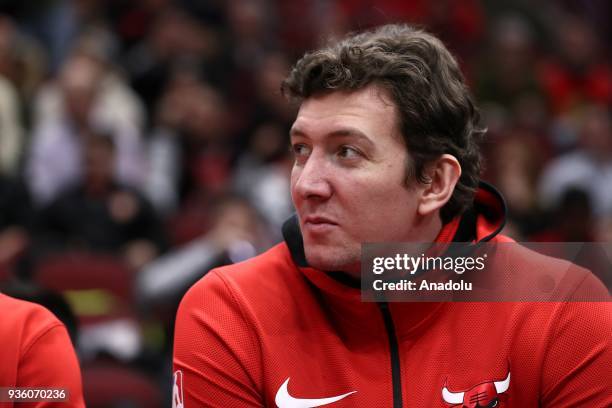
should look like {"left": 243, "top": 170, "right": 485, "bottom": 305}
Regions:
{"left": 289, "top": 127, "right": 306, "bottom": 137}
{"left": 290, "top": 127, "right": 375, "bottom": 147}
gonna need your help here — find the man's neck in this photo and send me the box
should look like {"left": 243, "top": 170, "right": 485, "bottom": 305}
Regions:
{"left": 417, "top": 213, "right": 444, "bottom": 243}
{"left": 338, "top": 213, "right": 444, "bottom": 278}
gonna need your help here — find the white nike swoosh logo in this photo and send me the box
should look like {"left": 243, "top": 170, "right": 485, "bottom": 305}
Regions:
{"left": 275, "top": 377, "right": 356, "bottom": 408}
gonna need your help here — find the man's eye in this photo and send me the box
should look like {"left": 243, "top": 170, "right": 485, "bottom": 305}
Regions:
{"left": 337, "top": 145, "right": 361, "bottom": 159}
{"left": 291, "top": 143, "right": 311, "bottom": 158}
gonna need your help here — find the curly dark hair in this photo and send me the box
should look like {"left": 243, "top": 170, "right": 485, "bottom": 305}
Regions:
{"left": 281, "top": 24, "right": 485, "bottom": 222}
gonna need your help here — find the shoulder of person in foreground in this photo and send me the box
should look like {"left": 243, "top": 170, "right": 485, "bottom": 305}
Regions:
{"left": 536, "top": 299, "right": 611, "bottom": 407}
{"left": 172, "top": 243, "right": 302, "bottom": 407}
{"left": 0, "top": 293, "right": 85, "bottom": 407}
{"left": 500, "top": 245, "right": 611, "bottom": 405}
{"left": 499, "top": 242, "right": 610, "bottom": 301}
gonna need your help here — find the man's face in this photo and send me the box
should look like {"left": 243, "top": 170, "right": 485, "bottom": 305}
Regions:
{"left": 290, "top": 85, "right": 424, "bottom": 274}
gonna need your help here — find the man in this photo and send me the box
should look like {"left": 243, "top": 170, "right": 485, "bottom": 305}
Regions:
{"left": 173, "top": 25, "right": 611, "bottom": 407}
{"left": 35, "top": 132, "right": 166, "bottom": 271}
{"left": 27, "top": 50, "right": 145, "bottom": 206}
{"left": 0, "top": 292, "right": 85, "bottom": 407}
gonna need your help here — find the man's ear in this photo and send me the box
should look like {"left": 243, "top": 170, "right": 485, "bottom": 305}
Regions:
{"left": 417, "top": 154, "right": 461, "bottom": 216}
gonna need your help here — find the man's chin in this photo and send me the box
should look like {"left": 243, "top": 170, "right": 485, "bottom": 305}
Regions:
{"left": 304, "top": 247, "right": 360, "bottom": 274}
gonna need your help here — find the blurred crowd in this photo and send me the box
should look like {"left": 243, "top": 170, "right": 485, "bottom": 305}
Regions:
{"left": 0, "top": 0, "right": 610, "bottom": 406}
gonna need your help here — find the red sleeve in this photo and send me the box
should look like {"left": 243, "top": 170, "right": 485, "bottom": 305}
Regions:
{"left": 17, "top": 322, "right": 85, "bottom": 407}
{"left": 540, "top": 301, "right": 612, "bottom": 407}
{"left": 173, "top": 270, "right": 264, "bottom": 407}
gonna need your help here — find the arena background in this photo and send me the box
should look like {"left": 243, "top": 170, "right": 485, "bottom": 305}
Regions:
{"left": 0, "top": 0, "right": 610, "bottom": 406}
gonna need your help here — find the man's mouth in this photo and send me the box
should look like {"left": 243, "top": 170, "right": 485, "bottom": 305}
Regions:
{"left": 301, "top": 215, "right": 339, "bottom": 234}
{"left": 303, "top": 215, "right": 338, "bottom": 225}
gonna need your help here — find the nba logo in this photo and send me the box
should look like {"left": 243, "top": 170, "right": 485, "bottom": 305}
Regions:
{"left": 173, "top": 370, "right": 184, "bottom": 408}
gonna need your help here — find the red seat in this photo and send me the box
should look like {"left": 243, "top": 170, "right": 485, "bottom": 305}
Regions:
{"left": 36, "top": 252, "right": 132, "bottom": 299}
{"left": 35, "top": 252, "right": 135, "bottom": 323}
{"left": 82, "top": 361, "right": 164, "bottom": 408}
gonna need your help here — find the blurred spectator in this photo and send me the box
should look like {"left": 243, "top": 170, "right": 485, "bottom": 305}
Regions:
{"left": 146, "top": 72, "right": 232, "bottom": 214}
{"left": 28, "top": 48, "right": 146, "bottom": 205}
{"left": 230, "top": 51, "right": 295, "bottom": 158}
{"left": 125, "top": 5, "right": 225, "bottom": 119}
{"left": 0, "top": 175, "right": 32, "bottom": 263}
{"left": 0, "top": 76, "right": 24, "bottom": 174}
{"left": 422, "top": 0, "right": 485, "bottom": 60}
{"left": 225, "top": 0, "right": 278, "bottom": 71}
{"left": 485, "top": 130, "right": 548, "bottom": 239}
{"left": 596, "top": 215, "right": 612, "bottom": 242}
{"left": 476, "top": 13, "right": 547, "bottom": 134}
{"left": 531, "top": 188, "right": 595, "bottom": 242}
{"left": 538, "top": 105, "right": 612, "bottom": 216}
{"left": 0, "top": 70, "right": 32, "bottom": 273}
{"left": 274, "top": 0, "right": 342, "bottom": 55}
{"left": 333, "top": 0, "right": 484, "bottom": 58}
{"left": 137, "top": 194, "right": 270, "bottom": 319}
{"left": 555, "top": 0, "right": 612, "bottom": 57}
{"left": 538, "top": 14, "right": 612, "bottom": 114}
{"left": 35, "top": 133, "right": 166, "bottom": 270}
{"left": 0, "top": 170, "right": 32, "bottom": 278}
{"left": 0, "top": 14, "right": 46, "bottom": 102}
{"left": 225, "top": 13, "right": 289, "bottom": 138}
{"left": 249, "top": 52, "right": 295, "bottom": 127}
{"left": 233, "top": 121, "right": 293, "bottom": 235}
{"left": 530, "top": 188, "right": 611, "bottom": 289}
{"left": 109, "top": 0, "right": 175, "bottom": 50}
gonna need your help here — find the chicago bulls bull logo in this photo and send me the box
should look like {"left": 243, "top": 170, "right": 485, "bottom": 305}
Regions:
{"left": 442, "top": 370, "right": 510, "bottom": 407}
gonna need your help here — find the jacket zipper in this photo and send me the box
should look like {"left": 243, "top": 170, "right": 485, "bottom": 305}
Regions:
{"left": 379, "top": 302, "right": 403, "bottom": 408}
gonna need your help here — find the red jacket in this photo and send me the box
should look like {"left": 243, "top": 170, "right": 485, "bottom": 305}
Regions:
{"left": 173, "top": 185, "right": 611, "bottom": 407}
{"left": 0, "top": 293, "right": 85, "bottom": 408}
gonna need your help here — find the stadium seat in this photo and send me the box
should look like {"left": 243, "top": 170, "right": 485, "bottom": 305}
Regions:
{"left": 82, "top": 360, "right": 164, "bottom": 408}
{"left": 35, "top": 251, "right": 143, "bottom": 361}
{"left": 35, "top": 251, "right": 134, "bottom": 319}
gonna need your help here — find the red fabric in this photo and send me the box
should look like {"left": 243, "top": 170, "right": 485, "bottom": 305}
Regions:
{"left": 0, "top": 294, "right": 85, "bottom": 408}
{"left": 173, "top": 191, "right": 611, "bottom": 407}
{"left": 433, "top": 216, "right": 460, "bottom": 243}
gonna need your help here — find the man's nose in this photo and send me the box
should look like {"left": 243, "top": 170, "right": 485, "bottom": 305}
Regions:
{"left": 293, "top": 153, "right": 332, "bottom": 200}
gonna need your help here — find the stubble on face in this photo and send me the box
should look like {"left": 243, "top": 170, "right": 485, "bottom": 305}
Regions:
{"left": 290, "top": 86, "right": 421, "bottom": 275}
